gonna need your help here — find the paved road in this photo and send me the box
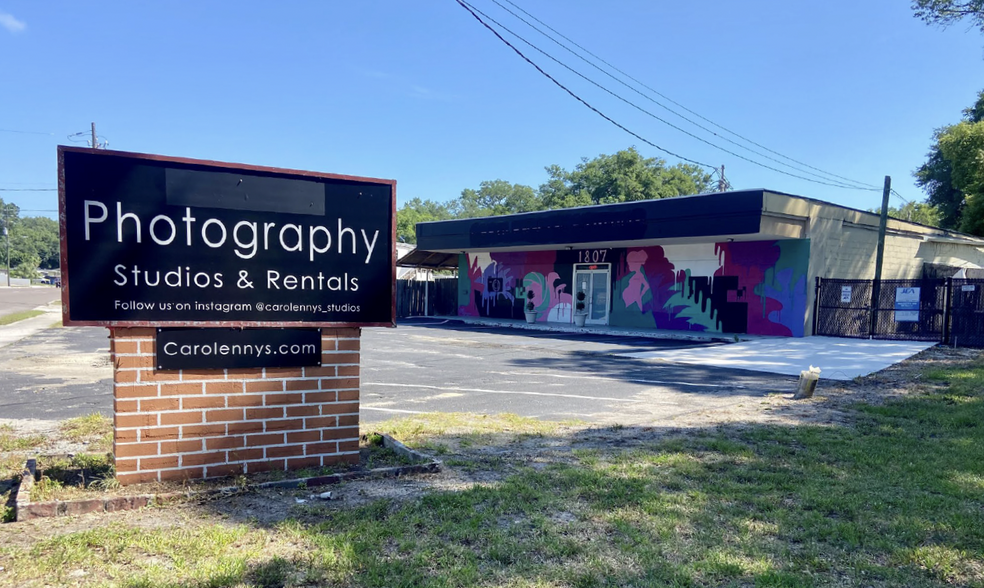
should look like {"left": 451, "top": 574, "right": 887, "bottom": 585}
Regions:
{"left": 0, "top": 317, "right": 795, "bottom": 426}
{"left": 0, "top": 286, "right": 60, "bottom": 318}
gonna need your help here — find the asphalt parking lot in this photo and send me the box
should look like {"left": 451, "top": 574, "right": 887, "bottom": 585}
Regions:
{"left": 360, "top": 318, "right": 792, "bottom": 425}
{"left": 0, "top": 317, "right": 797, "bottom": 426}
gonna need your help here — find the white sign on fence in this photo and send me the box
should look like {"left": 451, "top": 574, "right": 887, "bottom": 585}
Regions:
{"left": 840, "top": 286, "right": 852, "bottom": 303}
{"left": 894, "top": 287, "right": 920, "bottom": 322}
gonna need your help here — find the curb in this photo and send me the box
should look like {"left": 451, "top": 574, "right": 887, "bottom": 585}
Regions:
{"left": 413, "top": 316, "right": 742, "bottom": 344}
{"left": 10, "top": 434, "right": 439, "bottom": 522}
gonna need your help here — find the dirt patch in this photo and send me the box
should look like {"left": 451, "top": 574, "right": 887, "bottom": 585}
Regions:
{"left": 1, "top": 342, "right": 111, "bottom": 392}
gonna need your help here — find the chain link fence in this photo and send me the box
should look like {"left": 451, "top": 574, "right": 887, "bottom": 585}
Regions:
{"left": 950, "top": 279, "right": 984, "bottom": 347}
{"left": 815, "top": 278, "right": 984, "bottom": 347}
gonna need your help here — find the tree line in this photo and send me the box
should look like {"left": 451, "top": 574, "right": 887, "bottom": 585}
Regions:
{"left": 0, "top": 200, "right": 60, "bottom": 278}
{"left": 914, "top": 90, "right": 984, "bottom": 235}
{"left": 905, "top": 1, "right": 984, "bottom": 235}
{"left": 397, "top": 147, "right": 713, "bottom": 243}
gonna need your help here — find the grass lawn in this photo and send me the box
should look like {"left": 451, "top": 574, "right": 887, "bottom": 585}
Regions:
{"left": 0, "top": 309, "right": 43, "bottom": 326}
{"left": 0, "top": 358, "right": 982, "bottom": 586}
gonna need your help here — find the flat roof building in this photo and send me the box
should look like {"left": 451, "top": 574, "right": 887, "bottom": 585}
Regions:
{"left": 402, "top": 189, "right": 984, "bottom": 337}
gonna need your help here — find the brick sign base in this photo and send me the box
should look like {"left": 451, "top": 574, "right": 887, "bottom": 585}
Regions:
{"left": 109, "top": 327, "right": 361, "bottom": 485}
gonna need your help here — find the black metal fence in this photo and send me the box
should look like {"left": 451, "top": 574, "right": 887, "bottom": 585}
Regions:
{"left": 396, "top": 278, "right": 458, "bottom": 318}
{"left": 815, "top": 277, "right": 984, "bottom": 347}
{"left": 951, "top": 279, "right": 984, "bottom": 347}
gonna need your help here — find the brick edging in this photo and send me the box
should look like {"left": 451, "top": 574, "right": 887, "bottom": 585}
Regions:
{"left": 10, "top": 434, "right": 440, "bottom": 522}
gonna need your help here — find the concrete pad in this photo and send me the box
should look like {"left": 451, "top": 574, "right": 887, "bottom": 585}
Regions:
{"left": 619, "top": 336, "right": 937, "bottom": 381}
{"left": 0, "top": 304, "right": 61, "bottom": 348}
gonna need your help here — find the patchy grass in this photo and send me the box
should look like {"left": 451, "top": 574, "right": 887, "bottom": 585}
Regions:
{"left": 0, "top": 522, "right": 326, "bottom": 586}
{"left": 14, "top": 436, "right": 413, "bottom": 504}
{"left": 60, "top": 413, "right": 112, "bottom": 451}
{"left": 367, "top": 411, "right": 580, "bottom": 456}
{"left": 0, "top": 309, "right": 43, "bottom": 326}
{"left": 24, "top": 453, "right": 116, "bottom": 501}
{"left": 1, "top": 360, "right": 983, "bottom": 586}
{"left": 0, "top": 424, "right": 46, "bottom": 453}
{"left": 0, "top": 455, "right": 24, "bottom": 481}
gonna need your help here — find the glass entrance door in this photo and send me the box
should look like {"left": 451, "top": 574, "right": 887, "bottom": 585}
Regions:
{"left": 573, "top": 265, "right": 611, "bottom": 326}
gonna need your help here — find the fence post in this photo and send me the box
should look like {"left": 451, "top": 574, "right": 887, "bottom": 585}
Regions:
{"left": 424, "top": 272, "right": 430, "bottom": 316}
{"left": 813, "top": 276, "right": 822, "bottom": 336}
{"left": 943, "top": 277, "right": 953, "bottom": 345}
{"left": 869, "top": 279, "right": 880, "bottom": 339}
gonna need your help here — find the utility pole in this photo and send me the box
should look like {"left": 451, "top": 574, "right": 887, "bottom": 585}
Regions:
{"left": 870, "top": 175, "right": 892, "bottom": 336}
{"left": 718, "top": 165, "right": 727, "bottom": 192}
{"left": 3, "top": 209, "right": 9, "bottom": 288}
{"left": 91, "top": 122, "right": 98, "bottom": 149}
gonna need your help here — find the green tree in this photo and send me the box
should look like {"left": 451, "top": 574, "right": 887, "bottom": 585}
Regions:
{"left": 453, "top": 180, "right": 540, "bottom": 218}
{"left": 1, "top": 199, "right": 60, "bottom": 275}
{"left": 938, "top": 120, "right": 984, "bottom": 235}
{"left": 17, "top": 216, "right": 59, "bottom": 269}
{"left": 538, "top": 147, "right": 713, "bottom": 209}
{"left": 869, "top": 201, "right": 942, "bottom": 226}
{"left": 402, "top": 148, "right": 717, "bottom": 242}
{"left": 396, "top": 197, "right": 455, "bottom": 244}
{"left": 10, "top": 252, "right": 40, "bottom": 279}
{"left": 912, "top": 1, "right": 984, "bottom": 32}
{"left": 915, "top": 90, "right": 984, "bottom": 231}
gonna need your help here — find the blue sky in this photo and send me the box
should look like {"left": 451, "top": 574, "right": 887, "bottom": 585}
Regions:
{"left": 1, "top": 1, "right": 982, "bottom": 219}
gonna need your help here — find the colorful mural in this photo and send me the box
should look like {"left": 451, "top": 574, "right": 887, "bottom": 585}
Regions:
{"left": 459, "top": 251, "right": 573, "bottom": 322}
{"left": 458, "top": 239, "right": 810, "bottom": 336}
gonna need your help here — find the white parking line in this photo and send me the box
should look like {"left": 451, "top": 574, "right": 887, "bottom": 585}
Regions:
{"left": 364, "top": 382, "right": 649, "bottom": 403}
{"left": 487, "top": 370, "right": 742, "bottom": 389}
{"left": 361, "top": 406, "right": 430, "bottom": 414}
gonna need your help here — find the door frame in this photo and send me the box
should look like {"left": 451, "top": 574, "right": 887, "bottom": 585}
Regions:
{"left": 573, "top": 264, "right": 611, "bottom": 326}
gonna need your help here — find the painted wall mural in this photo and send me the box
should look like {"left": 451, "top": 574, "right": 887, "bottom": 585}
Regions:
{"left": 458, "top": 239, "right": 810, "bottom": 336}
{"left": 459, "top": 251, "right": 573, "bottom": 322}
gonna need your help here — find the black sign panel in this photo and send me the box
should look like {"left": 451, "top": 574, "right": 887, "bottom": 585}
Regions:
{"left": 156, "top": 328, "right": 321, "bottom": 370}
{"left": 58, "top": 147, "right": 395, "bottom": 326}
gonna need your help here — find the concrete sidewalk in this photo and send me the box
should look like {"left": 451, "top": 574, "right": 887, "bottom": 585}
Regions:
{"left": 419, "top": 316, "right": 936, "bottom": 381}
{"left": 619, "top": 337, "right": 937, "bottom": 381}
{"left": 0, "top": 303, "right": 61, "bottom": 348}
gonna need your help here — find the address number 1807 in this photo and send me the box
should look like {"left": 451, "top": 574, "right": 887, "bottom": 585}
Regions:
{"left": 577, "top": 249, "right": 608, "bottom": 263}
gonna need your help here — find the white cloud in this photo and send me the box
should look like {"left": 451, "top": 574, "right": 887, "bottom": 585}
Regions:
{"left": 0, "top": 11, "right": 26, "bottom": 33}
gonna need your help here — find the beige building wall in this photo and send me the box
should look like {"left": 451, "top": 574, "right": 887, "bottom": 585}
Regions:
{"left": 763, "top": 192, "right": 984, "bottom": 335}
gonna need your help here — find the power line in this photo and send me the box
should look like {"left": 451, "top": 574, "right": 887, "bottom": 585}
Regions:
{"left": 0, "top": 188, "right": 57, "bottom": 192}
{"left": 463, "top": 0, "right": 877, "bottom": 191}
{"left": 0, "top": 128, "right": 54, "bottom": 136}
{"left": 68, "top": 126, "right": 109, "bottom": 149}
{"left": 890, "top": 189, "right": 922, "bottom": 209}
{"left": 454, "top": 0, "right": 714, "bottom": 169}
{"left": 489, "top": 0, "right": 874, "bottom": 190}
{"left": 494, "top": 0, "right": 880, "bottom": 191}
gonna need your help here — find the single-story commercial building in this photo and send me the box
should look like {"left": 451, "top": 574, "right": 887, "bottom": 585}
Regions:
{"left": 400, "top": 189, "right": 984, "bottom": 337}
